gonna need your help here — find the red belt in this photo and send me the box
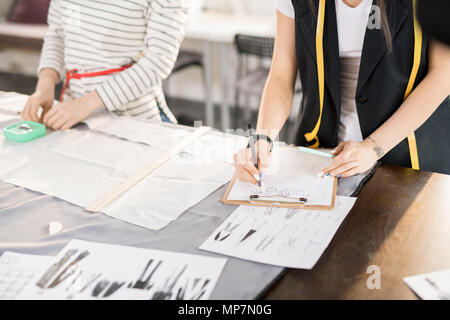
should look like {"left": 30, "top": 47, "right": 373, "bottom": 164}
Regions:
{"left": 60, "top": 63, "right": 134, "bottom": 101}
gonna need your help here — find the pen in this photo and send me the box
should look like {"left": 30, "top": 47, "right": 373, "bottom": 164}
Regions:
{"left": 248, "top": 124, "right": 262, "bottom": 192}
{"left": 297, "top": 146, "right": 335, "bottom": 159}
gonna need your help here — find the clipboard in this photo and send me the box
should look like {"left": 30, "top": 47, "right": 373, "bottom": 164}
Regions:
{"left": 222, "top": 175, "right": 337, "bottom": 210}
{"left": 222, "top": 147, "right": 337, "bottom": 210}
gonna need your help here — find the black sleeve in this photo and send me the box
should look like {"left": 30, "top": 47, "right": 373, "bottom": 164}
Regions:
{"left": 417, "top": 0, "right": 450, "bottom": 46}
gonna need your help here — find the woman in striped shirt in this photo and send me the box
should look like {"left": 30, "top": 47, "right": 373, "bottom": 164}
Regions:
{"left": 21, "top": 0, "right": 189, "bottom": 129}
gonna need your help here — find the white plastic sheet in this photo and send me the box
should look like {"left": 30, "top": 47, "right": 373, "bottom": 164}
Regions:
{"left": 0, "top": 126, "right": 235, "bottom": 230}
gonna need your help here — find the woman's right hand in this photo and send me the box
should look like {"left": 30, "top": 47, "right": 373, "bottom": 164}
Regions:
{"left": 234, "top": 139, "right": 272, "bottom": 184}
{"left": 21, "top": 68, "right": 58, "bottom": 123}
{"left": 21, "top": 89, "right": 55, "bottom": 123}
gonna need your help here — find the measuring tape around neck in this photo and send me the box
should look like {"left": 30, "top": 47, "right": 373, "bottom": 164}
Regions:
{"left": 404, "top": 0, "right": 422, "bottom": 170}
{"left": 304, "top": 0, "right": 326, "bottom": 149}
{"left": 305, "top": 0, "right": 422, "bottom": 169}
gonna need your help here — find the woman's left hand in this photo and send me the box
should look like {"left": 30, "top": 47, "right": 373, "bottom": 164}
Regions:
{"left": 43, "top": 91, "right": 103, "bottom": 130}
{"left": 319, "top": 139, "right": 382, "bottom": 178}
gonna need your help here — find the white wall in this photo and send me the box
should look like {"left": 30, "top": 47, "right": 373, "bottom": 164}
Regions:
{"left": 204, "top": 0, "right": 275, "bottom": 15}
{"left": 167, "top": 0, "right": 276, "bottom": 105}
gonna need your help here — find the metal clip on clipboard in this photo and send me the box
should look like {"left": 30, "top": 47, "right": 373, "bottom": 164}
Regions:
{"left": 249, "top": 194, "right": 308, "bottom": 206}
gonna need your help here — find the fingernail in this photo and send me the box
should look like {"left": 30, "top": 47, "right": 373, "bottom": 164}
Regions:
{"left": 317, "top": 172, "right": 324, "bottom": 178}
{"left": 253, "top": 174, "right": 260, "bottom": 181}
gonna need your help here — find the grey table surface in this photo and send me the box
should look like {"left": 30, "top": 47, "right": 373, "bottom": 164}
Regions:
{"left": 0, "top": 118, "right": 372, "bottom": 300}
{"left": 0, "top": 176, "right": 370, "bottom": 300}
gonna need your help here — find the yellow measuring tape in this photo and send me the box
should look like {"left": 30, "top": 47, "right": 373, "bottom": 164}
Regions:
{"left": 306, "top": 0, "right": 422, "bottom": 169}
{"left": 404, "top": 0, "right": 422, "bottom": 170}
{"left": 304, "top": 0, "right": 326, "bottom": 148}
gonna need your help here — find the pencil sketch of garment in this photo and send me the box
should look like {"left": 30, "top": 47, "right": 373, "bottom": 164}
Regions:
{"left": 36, "top": 249, "right": 79, "bottom": 289}
{"left": 47, "top": 250, "right": 90, "bottom": 288}
{"left": 152, "top": 264, "right": 187, "bottom": 300}
{"left": 130, "top": 259, "right": 162, "bottom": 290}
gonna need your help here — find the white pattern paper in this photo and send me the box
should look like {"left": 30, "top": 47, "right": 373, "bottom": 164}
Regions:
{"left": 85, "top": 111, "right": 248, "bottom": 164}
{"left": 0, "top": 91, "right": 28, "bottom": 114}
{"left": 0, "top": 126, "right": 234, "bottom": 230}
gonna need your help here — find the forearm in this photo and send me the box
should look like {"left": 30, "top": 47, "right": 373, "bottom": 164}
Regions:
{"left": 256, "top": 75, "right": 294, "bottom": 140}
{"left": 369, "top": 40, "right": 450, "bottom": 156}
{"left": 369, "top": 68, "right": 450, "bottom": 155}
{"left": 36, "top": 68, "right": 59, "bottom": 92}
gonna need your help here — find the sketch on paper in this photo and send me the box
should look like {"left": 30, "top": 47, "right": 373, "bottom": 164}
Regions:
{"left": 226, "top": 148, "right": 335, "bottom": 206}
{"left": 200, "top": 196, "right": 357, "bottom": 269}
{"left": 17, "top": 240, "right": 226, "bottom": 300}
{"left": 0, "top": 252, "right": 53, "bottom": 300}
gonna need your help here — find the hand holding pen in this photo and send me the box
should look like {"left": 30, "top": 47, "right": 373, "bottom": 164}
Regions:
{"left": 248, "top": 124, "right": 264, "bottom": 192}
{"left": 233, "top": 125, "right": 271, "bottom": 188}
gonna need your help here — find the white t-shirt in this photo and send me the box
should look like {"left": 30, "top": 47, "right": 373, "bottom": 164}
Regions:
{"left": 277, "top": 0, "right": 374, "bottom": 142}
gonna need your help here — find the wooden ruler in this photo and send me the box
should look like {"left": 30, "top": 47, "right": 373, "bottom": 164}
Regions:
{"left": 85, "top": 126, "right": 211, "bottom": 213}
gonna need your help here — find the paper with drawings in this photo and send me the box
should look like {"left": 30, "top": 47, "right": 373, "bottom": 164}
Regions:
{"left": 200, "top": 196, "right": 356, "bottom": 269}
{"left": 0, "top": 252, "right": 53, "bottom": 300}
{"left": 17, "top": 240, "right": 227, "bottom": 300}
{"left": 227, "top": 147, "right": 335, "bottom": 206}
{"left": 404, "top": 269, "right": 450, "bottom": 300}
{"left": 0, "top": 127, "right": 234, "bottom": 230}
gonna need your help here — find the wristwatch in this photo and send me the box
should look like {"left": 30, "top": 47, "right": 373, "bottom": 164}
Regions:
{"left": 248, "top": 134, "right": 273, "bottom": 152}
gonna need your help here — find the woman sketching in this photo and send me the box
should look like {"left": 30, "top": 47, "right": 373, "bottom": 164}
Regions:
{"left": 21, "top": 0, "right": 189, "bottom": 129}
{"left": 234, "top": 0, "right": 450, "bottom": 183}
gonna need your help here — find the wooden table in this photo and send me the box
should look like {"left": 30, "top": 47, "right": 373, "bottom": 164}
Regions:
{"left": 264, "top": 164, "right": 450, "bottom": 299}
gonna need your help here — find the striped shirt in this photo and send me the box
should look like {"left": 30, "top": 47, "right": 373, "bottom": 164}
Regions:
{"left": 39, "top": 0, "right": 189, "bottom": 122}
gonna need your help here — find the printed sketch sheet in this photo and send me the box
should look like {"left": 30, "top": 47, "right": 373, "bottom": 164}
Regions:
{"left": 227, "top": 147, "right": 335, "bottom": 206}
{"left": 200, "top": 196, "right": 357, "bottom": 269}
{"left": 0, "top": 252, "right": 53, "bottom": 300}
{"left": 17, "top": 240, "right": 227, "bottom": 300}
{"left": 404, "top": 269, "right": 450, "bottom": 300}
{"left": 0, "top": 124, "right": 236, "bottom": 230}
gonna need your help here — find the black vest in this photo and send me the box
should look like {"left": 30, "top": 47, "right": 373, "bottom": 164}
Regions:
{"left": 292, "top": 0, "right": 450, "bottom": 175}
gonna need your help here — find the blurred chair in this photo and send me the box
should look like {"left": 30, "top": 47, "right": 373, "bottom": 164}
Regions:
{"left": 164, "top": 50, "right": 213, "bottom": 126}
{"left": 233, "top": 34, "right": 273, "bottom": 128}
{"left": 233, "top": 34, "right": 302, "bottom": 140}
